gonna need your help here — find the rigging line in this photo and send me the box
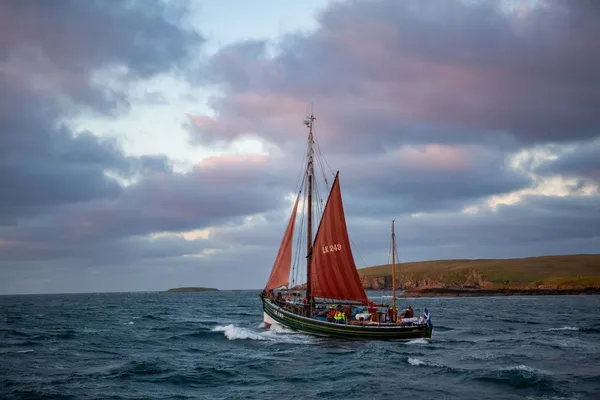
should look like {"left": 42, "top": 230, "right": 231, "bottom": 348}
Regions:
{"left": 317, "top": 163, "right": 329, "bottom": 214}
{"left": 319, "top": 178, "right": 326, "bottom": 218}
{"left": 314, "top": 176, "right": 326, "bottom": 229}
{"left": 313, "top": 126, "right": 335, "bottom": 177}
{"left": 295, "top": 151, "right": 308, "bottom": 194}
{"left": 312, "top": 138, "right": 327, "bottom": 182}
{"left": 313, "top": 176, "right": 321, "bottom": 216}
{"left": 291, "top": 187, "right": 304, "bottom": 269}
{"left": 290, "top": 173, "right": 307, "bottom": 287}
{"left": 289, "top": 155, "right": 308, "bottom": 287}
{"left": 313, "top": 139, "right": 331, "bottom": 192}
{"left": 350, "top": 235, "right": 368, "bottom": 268}
{"left": 292, "top": 229, "right": 301, "bottom": 286}
{"left": 292, "top": 190, "right": 307, "bottom": 287}
{"left": 311, "top": 179, "right": 319, "bottom": 247}
{"left": 316, "top": 151, "right": 330, "bottom": 193}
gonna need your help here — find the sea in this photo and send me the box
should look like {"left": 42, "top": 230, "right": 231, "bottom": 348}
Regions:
{"left": 1, "top": 291, "right": 599, "bottom": 400}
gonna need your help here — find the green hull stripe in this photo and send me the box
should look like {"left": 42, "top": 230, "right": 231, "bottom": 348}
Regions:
{"left": 262, "top": 299, "right": 433, "bottom": 340}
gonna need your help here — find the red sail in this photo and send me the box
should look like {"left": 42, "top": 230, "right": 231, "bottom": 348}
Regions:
{"left": 308, "top": 173, "right": 368, "bottom": 304}
{"left": 264, "top": 192, "right": 301, "bottom": 291}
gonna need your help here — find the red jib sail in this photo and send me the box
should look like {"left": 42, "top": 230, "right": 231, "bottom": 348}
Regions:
{"left": 264, "top": 192, "right": 301, "bottom": 291}
{"left": 308, "top": 172, "right": 368, "bottom": 304}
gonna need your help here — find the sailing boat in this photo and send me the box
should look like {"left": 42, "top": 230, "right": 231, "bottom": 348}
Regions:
{"left": 259, "top": 112, "right": 433, "bottom": 340}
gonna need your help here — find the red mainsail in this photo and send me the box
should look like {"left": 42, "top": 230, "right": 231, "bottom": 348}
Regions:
{"left": 308, "top": 173, "right": 368, "bottom": 303}
{"left": 264, "top": 192, "right": 301, "bottom": 291}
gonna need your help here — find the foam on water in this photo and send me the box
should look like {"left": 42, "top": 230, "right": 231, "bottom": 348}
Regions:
{"left": 407, "top": 357, "right": 427, "bottom": 366}
{"left": 212, "top": 324, "right": 269, "bottom": 341}
{"left": 406, "top": 338, "right": 428, "bottom": 345}
{"left": 545, "top": 326, "right": 579, "bottom": 331}
{"left": 212, "top": 324, "right": 313, "bottom": 344}
{"left": 499, "top": 364, "right": 549, "bottom": 375}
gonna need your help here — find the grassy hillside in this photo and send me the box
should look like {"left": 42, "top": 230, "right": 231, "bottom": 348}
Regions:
{"left": 357, "top": 254, "right": 600, "bottom": 293}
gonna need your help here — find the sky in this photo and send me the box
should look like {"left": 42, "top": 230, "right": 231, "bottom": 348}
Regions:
{"left": 1, "top": 0, "right": 599, "bottom": 295}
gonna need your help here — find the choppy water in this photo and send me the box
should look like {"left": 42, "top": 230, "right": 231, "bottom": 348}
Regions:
{"left": 1, "top": 291, "right": 599, "bottom": 400}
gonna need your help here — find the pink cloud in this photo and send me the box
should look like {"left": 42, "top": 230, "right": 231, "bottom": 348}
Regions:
{"left": 188, "top": 0, "right": 599, "bottom": 152}
{"left": 198, "top": 153, "right": 270, "bottom": 169}
{"left": 395, "top": 144, "right": 473, "bottom": 173}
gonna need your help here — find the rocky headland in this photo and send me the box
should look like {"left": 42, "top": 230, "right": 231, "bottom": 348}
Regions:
{"left": 358, "top": 254, "right": 600, "bottom": 297}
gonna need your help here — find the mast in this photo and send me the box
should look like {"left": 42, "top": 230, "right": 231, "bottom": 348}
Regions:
{"left": 391, "top": 220, "right": 397, "bottom": 322}
{"left": 304, "top": 111, "right": 316, "bottom": 301}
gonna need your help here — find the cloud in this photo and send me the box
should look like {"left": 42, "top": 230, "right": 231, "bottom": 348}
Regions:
{"left": 180, "top": 0, "right": 600, "bottom": 290}
{"left": 0, "top": 0, "right": 201, "bottom": 221}
{"left": 330, "top": 144, "right": 533, "bottom": 216}
{"left": 0, "top": 0, "right": 201, "bottom": 108}
{"left": 190, "top": 0, "right": 600, "bottom": 152}
{"left": 0, "top": 0, "right": 217, "bottom": 291}
{"left": 535, "top": 139, "right": 600, "bottom": 185}
{"left": 1, "top": 0, "right": 599, "bottom": 294}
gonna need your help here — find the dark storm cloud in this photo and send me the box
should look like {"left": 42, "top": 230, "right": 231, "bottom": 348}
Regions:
{"left": 0, "top": 0, "right": 222, "bottom": 271}
{"left": 0, "top": 0, "right": 202, "bottom": 220}
{"left": 0, "top": 152, "right": 297, "bottom": 265}
{"left": 400, "top": 195, "right": 600, "bottom": 248}
{"left": 0, "top": 0, "right": 200, "bottom": 109}
{"left": 190, "top": 0, "right": 600, "bottom": 153}
{"left": 326, "top": 144, "right": 533, "bottom": 216}
{"left": 328, "top": 193, "right": 600, "bottom": 265}
{"left": 185, "top": 188, "right": 600, "bottom": 291}
{"left": 1, "top": 0, "right": 599, "bottom": 294}
{"left": 0, "top": 83, "right": 127, "bottom": 223}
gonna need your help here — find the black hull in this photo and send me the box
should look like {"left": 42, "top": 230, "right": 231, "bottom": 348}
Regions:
{"left": 261, "top": 297, "right": 433, "bottom": 341}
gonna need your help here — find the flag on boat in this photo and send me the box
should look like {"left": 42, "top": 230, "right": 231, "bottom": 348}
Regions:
{"left": 423, "top": 308, "right": 431, "bottom": 326}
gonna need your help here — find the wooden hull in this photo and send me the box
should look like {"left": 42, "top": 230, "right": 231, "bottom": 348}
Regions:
{"left": 261, "top": 296, "right": 433, "bottom": 341}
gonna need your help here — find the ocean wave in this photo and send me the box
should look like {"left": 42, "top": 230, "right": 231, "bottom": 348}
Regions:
{"left": 107, "top": 359, "right": 173, "bottom": 379}
{"left": 545, "top": 326, "right": 579, "bottom": 332}
{"left": 465, "top": 352, "right": 499, "bottom": 361}
{"left": 8, "top": 339, "right": 45, "bottom": 347}
{"left": 1, "top": 329, "right": 31, "bottom": 338}
{"left": 26, "top": 330, "right": 78, "bottom": 340}
{"left": 2, "top": 290, "right": 598, "bottom": 399}
{"left": 150, "top": 368, "right": 239, "bottom": 386}
{"left": 407, "top": 357, "right": 432, "bottom": 366}
{"left": 580, "top": 327, "right": 600, "bottom": 334}
{"left": 211, "top": 324, "right": 312, "bottom": 343}
{"left": 404, "top": 357, "right": 461, "bottom": 374}
{"left": 406, "top": 338, "right": 428, "bottom": 345}
{"left": 1, "top": 388, "right": 75, "bottom": 400}
{"left": 499, "top": 318, "right": 541, "bottom": 325}
{"left": 433, "top": 325, "right": 454, "bottom": 332}
{"left": 141, "top": 314, "right": 162, "bottom": 321}
{"left": 212, "top": 324, "right": 269, "bottom": 341}
{"left": 469, "top": 364, "right": 557, "bottom": 393}
{"left": 167, "top": 329, "right": 220, "bottom": 340}
{"left": 405, "top": 358, "right": 559, "bottom": 393}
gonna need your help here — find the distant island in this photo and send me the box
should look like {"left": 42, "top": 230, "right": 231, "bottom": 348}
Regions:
{"left": 358, "top": 254, "right": 600, "bottom": 297}
{"left": 164, "top": 287, "right": 218, "bottom": 293}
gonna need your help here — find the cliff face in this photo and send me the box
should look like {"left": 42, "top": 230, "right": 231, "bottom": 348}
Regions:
{"left": 360, "top": 268, "right": 493, "bottom": 291}
{"left": 289, "top": 255, "right": 600, "bottom": 294}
